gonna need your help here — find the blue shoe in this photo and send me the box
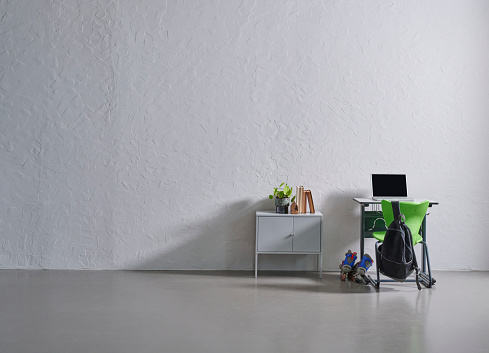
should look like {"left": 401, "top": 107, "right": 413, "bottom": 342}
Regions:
{"left": 356, "top": 254, "right": 373, "bottom": 276}
{"left": 340, "top": 250, "right": 357, "bottom": 273}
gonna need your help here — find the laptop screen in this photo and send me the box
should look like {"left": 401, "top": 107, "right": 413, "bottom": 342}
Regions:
{"left": 372, "top": 174, "right": 408, "bottom": 197}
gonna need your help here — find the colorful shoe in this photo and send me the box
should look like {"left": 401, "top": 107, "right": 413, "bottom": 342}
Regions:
{"left": 356, "top": 254, "right": 373, "bottom": 276}
{"left": 340, "top": 250, "right": 357, "bottom": 273}
{"left": 348, "top": 264, "right": 364, "bottom": 283}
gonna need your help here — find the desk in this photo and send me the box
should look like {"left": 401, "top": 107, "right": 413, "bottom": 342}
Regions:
{"left": 353, "top": 198, "right": 438, "bottom": 286}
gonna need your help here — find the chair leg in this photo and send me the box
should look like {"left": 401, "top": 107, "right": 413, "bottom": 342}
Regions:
{"left": 375, "top": 241, "right": 381, "bottom": 288}
{"left": 373, "top": 241, "right": 433, "bottom": 289}
{"left": 419, "top": 241, "right": 434, "bottom": 288}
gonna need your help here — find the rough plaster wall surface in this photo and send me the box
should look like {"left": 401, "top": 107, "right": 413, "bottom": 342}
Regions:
{"left": 1, "top": 0, "right": 488, "bottom": 270}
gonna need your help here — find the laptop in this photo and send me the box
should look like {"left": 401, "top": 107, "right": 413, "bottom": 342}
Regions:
{"left": 372, "top": 174, "right": 414, "bottom": 201}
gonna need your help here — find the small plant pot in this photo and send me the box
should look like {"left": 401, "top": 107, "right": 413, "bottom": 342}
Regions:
{"left": 274, "top": 197, "right": 289, "bottom": 214}
{"left": 276, "top": 206, "right": 288, "bottom": 214}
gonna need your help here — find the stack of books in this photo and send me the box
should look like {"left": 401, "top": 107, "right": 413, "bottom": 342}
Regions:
{"left": 291, "top": 186, "right": 315, "bottom": 214}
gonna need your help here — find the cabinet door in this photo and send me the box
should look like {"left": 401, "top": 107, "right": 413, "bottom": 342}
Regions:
{"left": 293, "top": 217, "right": 321, "bottom": 253}
{"left": 257, "top": 217, "right": 293, "bottom": 252}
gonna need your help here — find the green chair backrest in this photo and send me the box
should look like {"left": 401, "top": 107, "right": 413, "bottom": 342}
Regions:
{"left": 381, "top": 200, "right": 430, "bottom": 239}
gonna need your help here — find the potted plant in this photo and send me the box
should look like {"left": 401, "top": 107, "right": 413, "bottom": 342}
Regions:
{"left": 269, "top": 183, "right": 296, "bottom": 213}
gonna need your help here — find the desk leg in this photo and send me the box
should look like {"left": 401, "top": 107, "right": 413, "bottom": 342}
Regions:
{"left": 421, "top": 216, "right": 427, "bottom": 273}
{"left": 360, "top": 205, "right": 365, "bottom": 258}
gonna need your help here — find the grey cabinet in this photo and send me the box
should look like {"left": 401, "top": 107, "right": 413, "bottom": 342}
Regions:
{"left": 255, "top": 211, "right": 323, "bottom": 278}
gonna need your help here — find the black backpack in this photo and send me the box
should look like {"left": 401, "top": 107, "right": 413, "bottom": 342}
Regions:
{"left": 376, "top": 201, "right": 421, "bottom": 290}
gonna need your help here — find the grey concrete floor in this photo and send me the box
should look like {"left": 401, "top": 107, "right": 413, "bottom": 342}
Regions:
{"left": 0, "top": 270, "right": 488, "bottom": 353}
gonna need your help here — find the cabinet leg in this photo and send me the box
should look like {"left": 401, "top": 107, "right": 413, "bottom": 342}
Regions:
{"left": 318, "top": 254, "right": 323, "bottom": 279}
{"left": 255, "top": 253, "right": 258, "bottom": 278}
{"left": 320, "top": 255, "right": 323, "bottom": 279}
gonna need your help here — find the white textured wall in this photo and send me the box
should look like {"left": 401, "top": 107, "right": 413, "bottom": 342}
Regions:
{"left": 1, "top": 0, "right": 488, "bottom": 270}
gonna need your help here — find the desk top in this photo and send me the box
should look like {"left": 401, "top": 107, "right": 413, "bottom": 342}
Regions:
{"left": 353, "top": 198, "right": 439, "bottom": 206}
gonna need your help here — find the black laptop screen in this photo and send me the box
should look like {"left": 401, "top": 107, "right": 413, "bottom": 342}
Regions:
{"left": 372, "top": 174, "right": 408, "bottom": 197}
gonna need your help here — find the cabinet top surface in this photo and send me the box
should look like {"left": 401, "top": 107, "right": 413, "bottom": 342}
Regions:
{"left": 256, "top": 211, "right": 322, "bottom": 217}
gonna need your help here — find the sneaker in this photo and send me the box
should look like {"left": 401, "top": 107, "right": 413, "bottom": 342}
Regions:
{"left": 340, "top": 250, "right": 357, "bottom": 273}
{"left": 356, "top": 254, "right": 373, "bottom": 276}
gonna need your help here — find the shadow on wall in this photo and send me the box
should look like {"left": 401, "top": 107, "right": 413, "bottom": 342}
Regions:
{"left": 128, "top": 191, "right": 369, "bottom": 271}
{"left": 129, "top": 199, "right": 271, "bottom": 270}
{"left": 318, "top": 191, "right": 368, "bottom": 270}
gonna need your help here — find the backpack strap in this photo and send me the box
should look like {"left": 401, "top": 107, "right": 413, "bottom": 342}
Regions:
{"left": 412, "top": 248, "right": 422, "bottom": 290}
{"left": 391, "top": 201, "right": 401, "bottom": 221}
{"left": 391, "top": 200, "right": 422, "bottom": 290}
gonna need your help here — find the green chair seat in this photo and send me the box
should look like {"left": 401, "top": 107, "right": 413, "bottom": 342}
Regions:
{"left": 372, "top": 200, "right": 430, "bottom": 245}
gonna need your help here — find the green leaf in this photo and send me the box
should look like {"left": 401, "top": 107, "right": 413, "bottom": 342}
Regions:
{"left": 269, "top": 195, "right": 273, "bottom": 199}
{"left": 285, "top": 185, "right": 291, "bottom": 195}
{"left": 270, "top": 182, "right": 295, "bottom": 199}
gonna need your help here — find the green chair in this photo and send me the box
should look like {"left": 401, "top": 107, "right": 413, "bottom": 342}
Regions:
{"left": 372, "top": 200, "right": 434, "bottom": 288}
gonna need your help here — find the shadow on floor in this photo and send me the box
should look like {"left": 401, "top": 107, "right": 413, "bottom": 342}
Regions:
{"left": 137, "top": 270, "right": 399, "bottom": 294}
